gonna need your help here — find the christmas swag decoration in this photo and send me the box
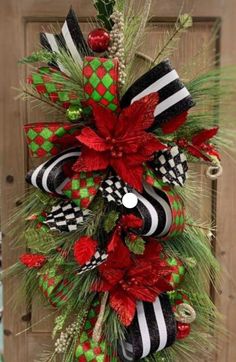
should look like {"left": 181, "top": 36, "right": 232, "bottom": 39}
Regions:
{"left": 4, "top": 2, "right": 235, "bottom": 362}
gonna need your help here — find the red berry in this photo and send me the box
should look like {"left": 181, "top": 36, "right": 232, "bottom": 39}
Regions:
{"left": 87, "top": 28, "right": 110, "bottom": 53}
{"left": 177, "top": 138, "right": 188, "bottom": 148}
{"left": 176, "top": 322, "right": 191, "bottom": 339}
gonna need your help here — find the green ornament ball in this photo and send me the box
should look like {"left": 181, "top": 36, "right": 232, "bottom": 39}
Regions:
{"left": 66, "top": 105, "right": 83, "bottom": 122}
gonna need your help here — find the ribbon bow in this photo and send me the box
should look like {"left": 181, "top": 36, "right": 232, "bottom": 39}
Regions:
{"left": 26, "top": 56, "right": 192, "bottom": 229}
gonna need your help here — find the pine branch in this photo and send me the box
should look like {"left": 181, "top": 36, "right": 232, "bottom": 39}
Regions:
{"left": 151, "top": 14, "right": 193, "bottom": 66}
{"left": 18, "top": 49, "right": 56, "bottom": 65}
{"left": 15, "top": 84, "right": 66, "bottom": 114}
{"left": 124, "top": 0, "right": 152, "bottom": 64}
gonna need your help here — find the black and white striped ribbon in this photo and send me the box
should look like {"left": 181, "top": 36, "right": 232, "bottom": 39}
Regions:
{"left": 118, "top": 294, "right": 176, "bottom": 361}
{"left": 120, "top": 59, "right": 194, "bottom": 128}
{"left": 40, "top": 7, "right": 92, "bottom": 73}
{"left": 26, "top": 147, "right": 81, "bottom": 195}
{"left": 127, "top": 181, "right": 172, "bottom": 237}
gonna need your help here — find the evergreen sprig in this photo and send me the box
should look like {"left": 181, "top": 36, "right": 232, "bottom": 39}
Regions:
{"left": 19, "top": 49, "right": 56, "bottom": 65}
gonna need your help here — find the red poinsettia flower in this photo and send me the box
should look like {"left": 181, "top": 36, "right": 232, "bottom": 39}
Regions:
{"left": 73, "top": 93, "right": 166, "bottom": 191}
{"left": 191, "top": 127, "right": 220, "bottom": 160}
{"left": 93, "top": 239, "right": 174, "bottom": 326}
{"left": 20, "top": 253, "right": 46, "bottom": 269}
{"left": 177, "top": 127, "right": 220, "bottom": 161}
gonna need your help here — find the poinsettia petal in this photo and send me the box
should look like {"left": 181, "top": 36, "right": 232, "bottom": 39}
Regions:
{"left": 90, "top": 101, "right": 117, "bottom": 138}
{"left": 92, "top": 278, "right": 113, "bottom": 292}
{"left": 121, "top": 133, "right": 165, "bottom": 155}
{"left": 99, "top": 268, "right": 125, "bottom": 287}
{"left": 110, "top": 288, "right": 137, "bottom": 326}
{"left": 102, "top": 239, "right": 131, "bottom": 269}
{"left": 141, "top": 240, "right": 163, "bottom": 260}
{"left": 77, "top": 127, "right": 109, "bottom": 151}
{"left": 124, "top": 153, "right": 148, "bottom": 166}
{"left": 111, "top": 159, "right": 144, "bottom": 191}
{"left": 72, "top": 147, "right": 110, "bottom": 172}
{"left": 128, "top": 284, "right": 157, "bottom": 302}
{"left": 187, "top": 145, "right": 210, "bottom": 161}
{"left": 161, "top": 111, "right": 188, "bottom": 134}
{"left": 107, "top": 229, "right": 121, "bottom": 253}
{"left": 192, "top": 127, "right": 219, "bottom": 145}
{"left": 141, "top": 135, "right": 166, "bottom": 156}
{"left": 52, "top": 134, "right": 81, "bottom": 149}
{"left": 118, "top": 93, "right": 159, "bottom": 138}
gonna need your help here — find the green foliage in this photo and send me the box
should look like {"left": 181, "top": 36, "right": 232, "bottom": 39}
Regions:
{"left": 19, "top": 49, "right": 55, "bottom": 65}
{"left": 103, "top": 210, "right": 120, "bottom": 233}
{"left": 125, "top": 235, "right": 145, "bottom": 254}
{"left": 103, "top": 305, "right": 125, "bottom": 351}
{"left": 93, "top": 0, "right": 116, "bottom": 30}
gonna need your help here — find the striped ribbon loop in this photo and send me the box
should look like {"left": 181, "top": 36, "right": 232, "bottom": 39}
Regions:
{"left": 120, "top": 59, "right": 195, "bottom": 128}
{"left": 131, "top": 181, "right": 173, "bottom": 238}
{"left": 40, "top": 7, "right": 92, "bottom": 73}
{"left": 118, "top": 294, "right": 176, "bottom": 361}
{"left": 26, "top": 147, "right": 81, "bottom": 196}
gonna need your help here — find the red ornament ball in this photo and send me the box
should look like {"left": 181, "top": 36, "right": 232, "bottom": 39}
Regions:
{"left": 87, "top": 28, "right": 110, "bottom": 53}
{"left": 176, "top": 322, "right": 191, "bottom": 339}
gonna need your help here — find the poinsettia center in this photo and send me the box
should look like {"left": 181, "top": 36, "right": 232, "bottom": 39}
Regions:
{"left": 118, "top": 275, "right": 139, "bottom": 291}
{"left": 105, "top": 136, "right": 124, "bottom": 158}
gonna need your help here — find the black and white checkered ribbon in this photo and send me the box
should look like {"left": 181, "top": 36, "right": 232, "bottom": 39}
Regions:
{"left": 118, "top": 294, "right": 176, "bottom": 361}
{"left": 151, "top": 146, "right": 188, "bottom": 186}
{"left": 40, "top": 7, "right": 92, "bottom": 73}
{"left": 125, "top": 182, "right": 172, "bottom": 238}
{"left": 77, "top": 250, "right": 108, "bottom": 275}
{"left": 99, "top": 176, "right": 130, "bottom": 205}
{"left": 26, "top": 147, "right": 81, "bottom": 196}
{"left": 120, "top": 59, "right": 194, "bottom": 128}
{"left": 44, "top": 201, "right": 90, "bottom": 232}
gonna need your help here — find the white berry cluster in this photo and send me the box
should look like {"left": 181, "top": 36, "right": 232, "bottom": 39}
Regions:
{"left": 108, "top": 10, "right": 126, "bottom": 86}
{"left": 54, "top": 321, "right": 79, "bottom": 354}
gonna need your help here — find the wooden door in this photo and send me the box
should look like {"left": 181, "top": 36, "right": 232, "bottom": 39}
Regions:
{"left": 1, "top": 1, "right": 236, "bottom": 361}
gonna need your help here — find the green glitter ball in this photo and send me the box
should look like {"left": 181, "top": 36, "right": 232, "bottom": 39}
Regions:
{"left": 66, "top": 105, "right": 83, "bottom": 122}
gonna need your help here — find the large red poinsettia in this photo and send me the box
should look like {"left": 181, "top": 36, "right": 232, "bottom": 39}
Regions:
{"left": 93, "top": 238, "right": 174, "bottom": 326}
{"left": 73, "top": 93, "right": 166, "bottom": 191}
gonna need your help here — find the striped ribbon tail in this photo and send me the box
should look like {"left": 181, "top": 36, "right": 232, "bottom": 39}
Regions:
{"left": 26, "top": 147, "right": 81, "bottom": 196}
{"left": 40, "top": 7, "right": 92, "bottom": 73}
{"left": 120, "top": 59, "right": 195, "bottom": 128}
{"left": 118, "top": 294, "right": 176, "bottom": 361}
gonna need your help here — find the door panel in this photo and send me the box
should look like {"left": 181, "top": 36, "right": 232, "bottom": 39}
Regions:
{"left": 1, "top": 1, "right": 235, "bottom": 361}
